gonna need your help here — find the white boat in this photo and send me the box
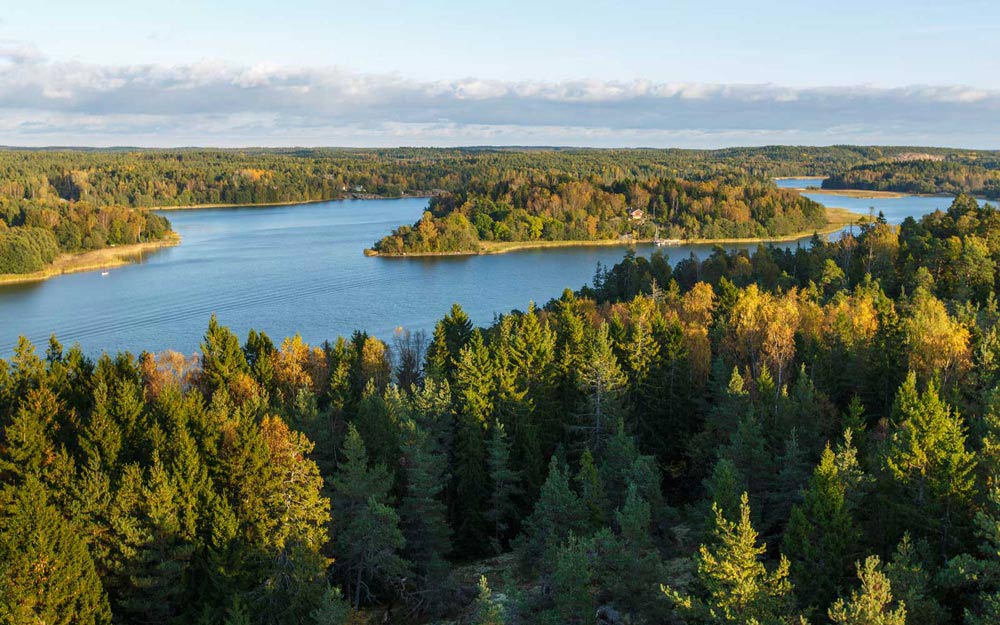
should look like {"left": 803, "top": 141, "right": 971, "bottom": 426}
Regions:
{"left": 101, "top": 271, "right": 110, "bottom": 276}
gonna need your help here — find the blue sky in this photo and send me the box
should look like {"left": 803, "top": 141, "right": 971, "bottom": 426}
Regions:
{"left": 1, "top": 0, "right": 998, "bottom": 147}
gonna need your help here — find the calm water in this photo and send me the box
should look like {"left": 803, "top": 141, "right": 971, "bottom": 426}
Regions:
{"left": 0, "top": 190, "right": 989, "bottom": 356}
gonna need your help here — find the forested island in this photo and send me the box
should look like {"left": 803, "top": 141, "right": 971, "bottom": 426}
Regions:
{"left": 7, "top": 194, "right": 1000, "bottom": 624}
{"left": 822, "top": 156, "right": 1000, "bottom": 199}
{"left": 367, "top": 177, "right": 835, "bottom": 256}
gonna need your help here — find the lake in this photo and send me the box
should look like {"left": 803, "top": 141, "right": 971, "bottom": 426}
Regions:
{"left": 0, "top": 189, "right": 988, "bottom": 356}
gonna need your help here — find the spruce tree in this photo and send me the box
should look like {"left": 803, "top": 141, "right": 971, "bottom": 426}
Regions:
{"left": 200, "top": 314, "right": 249, "bottom": 396}
{"left": 331, "top": 425, "right": 409, "bottom": 609}
{"left": 573, "top": 323, "right": 627, "bottom": 452}
{"left": 783, "top": 441, "right": 863, "bottom": 612}
{"left": 884, "top": 373, "right": 976, "bottom": 555}
{"left": 398, "top": 421, "right": 453, "bottom": 602}
{"left": 0, "top": 478, "right": 111, "bottom": 625}
{"left": 453, "top": 330, "right": 494, "bottom": 553}
{"left": 515, "top": 455, "right": 587, "bottom": 572}
{"left": 486, "top": 420, "right": 522, "bottom": 553}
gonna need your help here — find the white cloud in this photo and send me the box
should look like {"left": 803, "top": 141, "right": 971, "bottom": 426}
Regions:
{"left": 0, "top": 43, "right": 998, "bottom": 147}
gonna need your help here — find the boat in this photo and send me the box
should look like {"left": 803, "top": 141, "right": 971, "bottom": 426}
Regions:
{"left": 101, "top": 271, "right": 110, "bottom": 276}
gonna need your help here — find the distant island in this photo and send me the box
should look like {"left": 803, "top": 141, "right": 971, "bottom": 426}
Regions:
{"left": 822, "top": 155, "right": 1000, "bottom": 199}
{"left": 366, "top": 177, "right": 852, "bottom": 256}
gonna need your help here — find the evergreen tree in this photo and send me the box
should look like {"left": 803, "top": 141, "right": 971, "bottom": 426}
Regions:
{"left": 486, "top": 420, "right": 522, "bottom": 553}
{"left": 200, "top": 315, "right": 249, "bottom": 396}
{"left": 398, "top": 420, "right": 453, "bottom": 604}
{"left": 472, "top": 576, "right": 505, "bottom": 625}
{"left": 0, "top": 478, "right": 111, "bottom": 625}
{"left": 515, "top": 456, "right": 587, "bottom": 572}
{"left": 663, "top": 493, "right": 800, "bottom": 625}
{"left": 883, "top": 373, "right": 976, "bottom": 555}
{"left": 573, "top": 323, "right": 627, "bottom": 452}
{"left": 331, "top": 425, "right": 409, "bottom": 608}
{"left": 828, "top": 556, "right": 906, "bottom": 625}
{"left": 452, "top": 330, "right": 494, "bottom": 553}
{"left": 783, "top": 439, "right": 864, "bottom": 612}
{"left": 424, "top": 303, "right": 473, "bottom": 383}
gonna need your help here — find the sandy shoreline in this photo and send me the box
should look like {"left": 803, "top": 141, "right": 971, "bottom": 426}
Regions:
{"left": 0, "top": 232, "right": 181, "bottom": 286}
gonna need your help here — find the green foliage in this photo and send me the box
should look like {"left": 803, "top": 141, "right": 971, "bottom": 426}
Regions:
{"left": 331, "top": 425, "right": 409, "bottom": 609}
{"left": 663, "top": 493, "right": 800, "bottom": 625}
{"left": 0, "top": 478, "right": 111, "bottom": 625}
{"left": 783, "top": 434, "right": 866, "bottom": 610}
{"left": 828, "top": 556, "right": 907, "bottom": 625}
{"left": 472, "top": 576, "right": 505, "bottom": 625}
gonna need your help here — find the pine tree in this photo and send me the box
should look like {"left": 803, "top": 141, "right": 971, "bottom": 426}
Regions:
{"left": 472, "top": 576, "right": 505, "bottom": 625}
{"left": 662, "top": 493, "right": 800, "bottom": 625}
{"left": 828, "top": 556, "right": 906, "bottom": 625}
{"left": 0, "top": 478, "right": 111, "bottom": 625}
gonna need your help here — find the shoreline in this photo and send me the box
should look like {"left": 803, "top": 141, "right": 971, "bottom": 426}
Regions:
{"left": 798, "top": 188, "right": 905, "bottom": 199}
{"left": 366, "top": 207, "right": 866, "bottom": 258}
{"left": 146, "top": 192, "right": 436, "bottom": 212}
{"left": 0, "top": 232, "right": 181, "bottom": 286}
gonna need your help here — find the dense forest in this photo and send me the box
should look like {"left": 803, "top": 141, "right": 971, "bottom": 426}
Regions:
{"left": 1, "top": 146, "right": 997, "bottom": 210}
{"left": 0, "top": 198, "right": 173, "bottom": 275}
{"left": 369, "top": 177, "right": 829, "bottom": 255}
{"left": 6, "top": 194, "right": 1000, "bottom": 624}
{"left": 3, "top": 146, "right": 1000, "bottom": 270}
{"left": 822, "top": 158, "right": 1000, "bottom": 199}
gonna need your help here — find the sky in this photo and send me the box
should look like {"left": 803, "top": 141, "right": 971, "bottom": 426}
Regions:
{"left": 1, "top": 0, "right": 998, "bottom": 148}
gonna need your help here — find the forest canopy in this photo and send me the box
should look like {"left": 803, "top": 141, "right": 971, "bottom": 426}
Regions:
{"left": 0, "top": 197, "right": 173, "bottom": 274}
{"left": 5, "top": 195, "right": 1000, "bottom": 624}
{"left": 822, "top": 157, "right": 1000, "bottom": 199}
{"left": 369, "top": 177, "right": 829, "bottom": 255}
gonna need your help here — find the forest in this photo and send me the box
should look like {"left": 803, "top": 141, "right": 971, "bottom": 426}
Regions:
{"left": 1, "top": 146, "right": 997, "bottom": 210}
{"left": 0, "top": 197, "right": 174, "bottom": 274}
{"left": 2, "top": 146, "right": 998, "bottom": 271}
{"left": 822, "top": 158, "right": 1000, "bottom": 199}
{"left": 5, "top": 193, "right": 1000, "bottom": 624}
{"left": 368, "top": 177, "right": 828, "bottom": 255}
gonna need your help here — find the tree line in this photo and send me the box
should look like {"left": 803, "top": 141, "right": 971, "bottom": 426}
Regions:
{"left": 0, "top": 198, "right": 173, "bottom": 274}
{"left": 5, "top": 194, "right": 1000, "bottom": 623}
{"left": 369, "top": 176, "right": 828, "bottom": 255}
{"left": 822, "top": 159, "right": 1000, "bottom": 199}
